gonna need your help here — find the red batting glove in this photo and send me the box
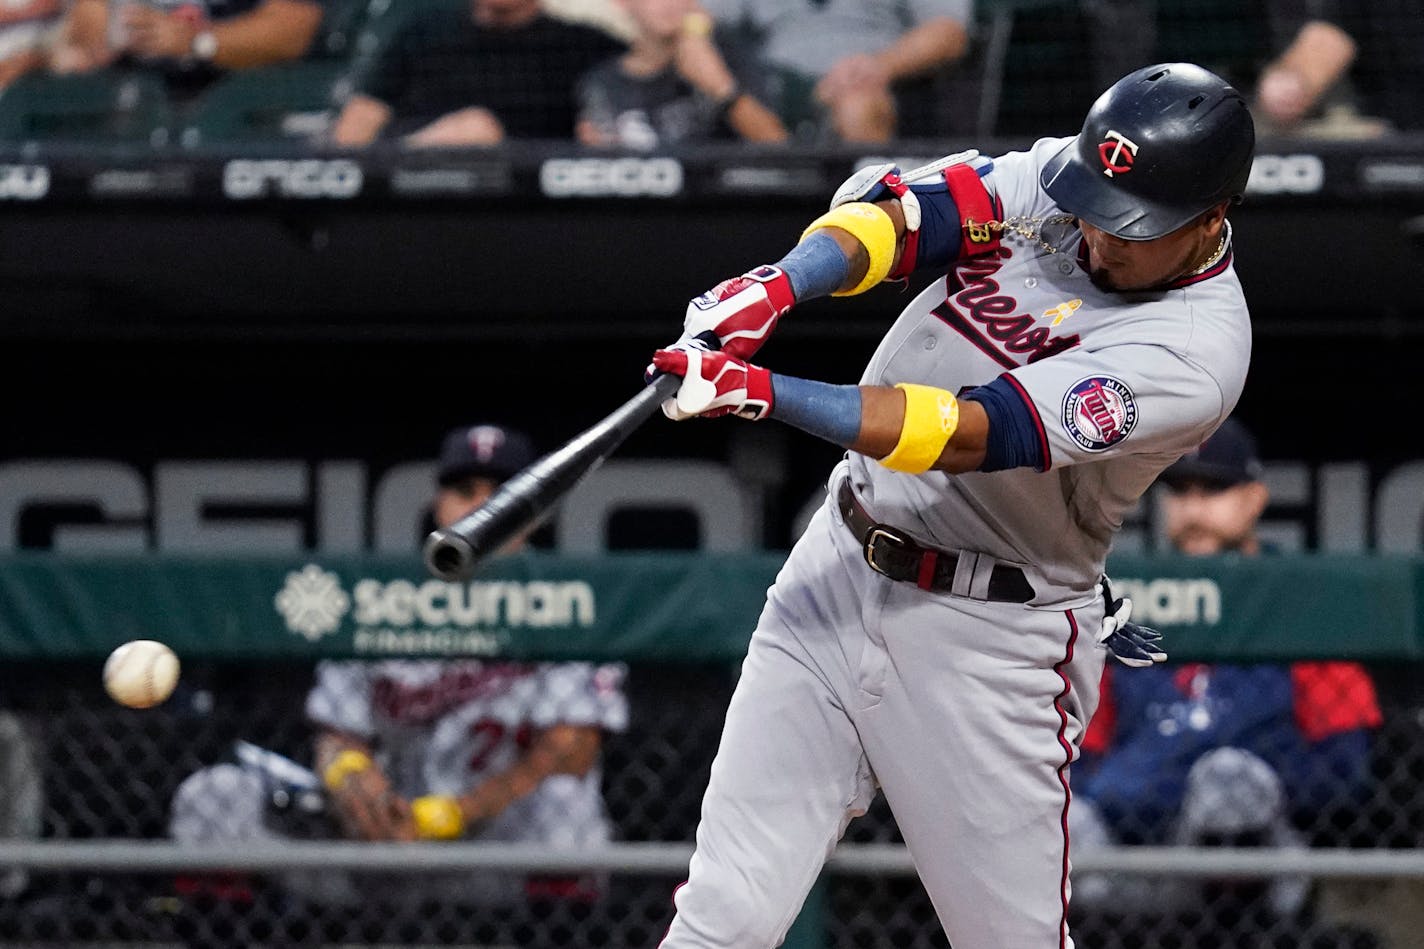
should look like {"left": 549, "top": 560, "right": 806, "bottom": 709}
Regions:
{"left": 651, "top": 347, "right": 774, "bottom": 421}
{"left": 681, "top": 265, "right": 795, "bottom": 360}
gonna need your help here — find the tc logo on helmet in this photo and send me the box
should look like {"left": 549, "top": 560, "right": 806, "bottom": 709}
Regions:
{"left": 1098, "top": 130, "right": 1140, "bottom": 178}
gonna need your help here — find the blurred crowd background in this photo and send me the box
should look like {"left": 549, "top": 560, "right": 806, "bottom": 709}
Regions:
{"left": 0, "top": 0, "right": 1416, "bottom": 148}
{"left": 0, "top": 2, "right": 1422, "bottom": 949}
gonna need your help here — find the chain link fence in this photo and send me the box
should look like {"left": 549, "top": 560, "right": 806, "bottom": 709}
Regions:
{"left": 1, "top": 657, "right": 1422, "bottom": 948}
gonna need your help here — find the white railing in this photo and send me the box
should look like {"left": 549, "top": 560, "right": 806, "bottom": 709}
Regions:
{"left": 1, "top": 841, "right": 1422, "bottom": 879}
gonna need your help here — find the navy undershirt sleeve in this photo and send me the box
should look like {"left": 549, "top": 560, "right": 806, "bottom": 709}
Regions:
{"left": 906, "top": 183, "right": 962, "bottom": 272}
{"left": 964, "top": 376, "right": 1046, "bottom": 472}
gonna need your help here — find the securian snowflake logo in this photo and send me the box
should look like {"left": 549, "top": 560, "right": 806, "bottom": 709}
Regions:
{"left": 274, "top": 565, "right": 350, "bottom": 641}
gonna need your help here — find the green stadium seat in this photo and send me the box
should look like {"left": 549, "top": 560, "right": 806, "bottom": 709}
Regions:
{"left": 179, "top": 61, "right": 349, "bottom": 146}
{"left": 0, "top": 71, "right": 175, "bottom": 145}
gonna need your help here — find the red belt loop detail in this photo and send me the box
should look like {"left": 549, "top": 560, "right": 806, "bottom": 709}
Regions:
{"left": 916, "top": 550, "right": 938, "bottom": 590}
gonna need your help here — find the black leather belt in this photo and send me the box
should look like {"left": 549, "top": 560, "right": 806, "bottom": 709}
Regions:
{"left": 836, "top": 480, "right": 1036, "bottom": 603}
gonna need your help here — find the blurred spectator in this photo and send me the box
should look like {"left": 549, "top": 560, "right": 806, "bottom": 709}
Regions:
{"left": 0, "top": 0, "right": 61, "bottom": 91}
{"left": 1072, "top": 417, "right": 1383, "bottom": 925}
{"left": 169, "top": 423, "right": 629, "bottom": 909}
{"left": 576, "top": 0, "right": 787, "bottom": 149}
{"left": 1253, "top": 17, "right": 1357, "bottom": 132}
{"left": 1090, "top": 0, "right": 1423, "bottom": 137}
{"left": 47, "top": 0, "right": 326, "bottom": 101}
{"left": 0, "top": 710, "right": 42, "bottom": 899}
{"left": 1253, "top": 1, "right": 1423, "bottom": 136}
{"left": 546, "top": 0, "right": 639, "bottom": 43}
{"left": 698, "top": 0, "right": 971, "bottom": 142}
{"left": 331, "top": 0, "right": 625, "bottom": 148}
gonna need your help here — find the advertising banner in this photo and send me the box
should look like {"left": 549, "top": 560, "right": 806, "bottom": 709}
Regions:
{"left": 0, "top": 553, "right": 1416, "bottom": 662}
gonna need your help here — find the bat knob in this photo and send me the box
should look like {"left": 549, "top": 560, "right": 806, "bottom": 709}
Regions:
{"left": 423, "top": 529, "right": 476, "bottom": 582}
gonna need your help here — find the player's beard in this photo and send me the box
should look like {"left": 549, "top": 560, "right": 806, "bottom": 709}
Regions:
{"left": 1087, "top": 267, "right": 1118, "bottom": 292}
{"left": 1092, "top": 230, "right": 1224, "bottom": 293}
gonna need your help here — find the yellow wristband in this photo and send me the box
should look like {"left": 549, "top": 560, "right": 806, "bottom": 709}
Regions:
{"left": 800, "top": 202, "right": 897, "bottom": 297}
{"left": 879, "top": 383, "right": 960, "bottom": 474}
{"left": 411, "top": 795, "right": 466, "bottom": 840}
{"left": 321, "top": 749, "right": 373, "bottom": 792}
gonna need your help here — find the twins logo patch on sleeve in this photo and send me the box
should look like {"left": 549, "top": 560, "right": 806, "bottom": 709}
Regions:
{"left": 1062, "top": 376, "right": 1138, "bottom": 451}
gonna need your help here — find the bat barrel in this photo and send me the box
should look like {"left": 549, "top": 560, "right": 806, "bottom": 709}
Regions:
{"left": 422, "top": 463, "right": 565, "bottom": 581}
{"left": 422, "top": 368, "right": 690, "bottom": 581}
{"left": 423, "top": 529, "right": 476, "bottom": 582}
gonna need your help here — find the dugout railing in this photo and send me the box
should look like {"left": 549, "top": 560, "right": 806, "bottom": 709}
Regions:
{"left": 0, "top": 552, "right": 1421, "bottom": 949}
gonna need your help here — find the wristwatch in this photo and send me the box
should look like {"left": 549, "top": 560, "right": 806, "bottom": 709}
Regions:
{"left": 190, "top": 29, "right": 218, "bottom": 62}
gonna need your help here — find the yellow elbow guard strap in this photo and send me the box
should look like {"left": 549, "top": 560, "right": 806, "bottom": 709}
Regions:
{"left": 879, "top": 383, "right": 960, "bottom": 474}
{"left": 412, "top": 795, "right": 466, "bottom": 840}
{"left": 800, "top": 202, "right": 897, "bottom": 297}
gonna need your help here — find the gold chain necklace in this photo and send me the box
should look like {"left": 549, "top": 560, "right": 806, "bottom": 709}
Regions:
{"left": 1186, "top": 221, "right": 1231, "bottom": 276}
{"left": 965, "top": 217, "right": 1232, "bottom": 275}
{"left": 964, "top": 214, "right": 1076, "bottom": 255}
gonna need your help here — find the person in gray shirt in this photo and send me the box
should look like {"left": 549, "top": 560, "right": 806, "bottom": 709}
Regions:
{"left": 700, "top": 0, "right": 971, "bottom": 141}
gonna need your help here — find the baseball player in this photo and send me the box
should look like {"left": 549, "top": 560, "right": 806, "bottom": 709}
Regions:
{"left": 169, "top": 424, "right": 629, "bottom": 907}
{"left": 646, "top": 63, "right": 1254, "bottom": 947}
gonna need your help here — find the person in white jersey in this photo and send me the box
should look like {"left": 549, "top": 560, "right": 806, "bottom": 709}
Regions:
{"left": 170, "top": 424, "right": 628, "bottom": 907}
{"left": 644, "top": 62, "right": 1254, "bottom": 947}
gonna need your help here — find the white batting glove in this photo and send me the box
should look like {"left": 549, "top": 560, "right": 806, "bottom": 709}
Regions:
{"left": 649, "top": 345, "right": 773, "bottom": 421}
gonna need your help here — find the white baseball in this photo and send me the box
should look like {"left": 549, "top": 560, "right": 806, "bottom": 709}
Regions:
{"left": 103, "top": 640, "right": 180, "bottom": 709}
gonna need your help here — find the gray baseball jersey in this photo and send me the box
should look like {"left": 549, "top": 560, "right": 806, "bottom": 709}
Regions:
{"left": 307, "top": 659, "right": 628, "bottom": 845}
{"left": 168, "top": 660, "right": 628, "bottom": 909}
{"left": 849, "top": 136, "right": 1250, "bottom": 606}
{"left": 660, "top": 139, "right": 1250, "bottom": 948}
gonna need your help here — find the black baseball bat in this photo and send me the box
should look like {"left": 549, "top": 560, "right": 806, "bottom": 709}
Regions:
{"left": 422, "top": 333, "right": 718, "bottom": 581}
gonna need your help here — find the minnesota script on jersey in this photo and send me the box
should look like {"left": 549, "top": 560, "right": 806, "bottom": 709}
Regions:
{"left": 849, "top": 137, "right": 1251, "bottom": 606}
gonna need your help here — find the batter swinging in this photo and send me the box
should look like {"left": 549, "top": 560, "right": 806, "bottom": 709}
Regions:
{"left": 647, "top": 63, "right": 1255, "bottom": 947}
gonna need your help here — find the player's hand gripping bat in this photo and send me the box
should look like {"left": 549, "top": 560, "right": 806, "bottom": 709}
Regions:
{"left": 422, "top": 332, "right": 719, "bottom": 581}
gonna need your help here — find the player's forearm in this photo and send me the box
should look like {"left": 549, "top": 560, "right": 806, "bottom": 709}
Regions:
{"left": 208, "top": 0, "right": 322, "bottom": 68}
{"left": 314, "top": 730, "right": 413, "bottom": 840}
{"left": 873, "top": 18, "right": 968, "bottom": 83}
{"left": 769, "top": 379, "right": 988, "bottom": 473}
{"left": 457, "top": 725, "right": 600, "bottom": 824}
{"left": 778, "top": 199, "right": 906, "bottom": 298}
{"left": 313, "top": 730, "right": 375, "bottom": 774}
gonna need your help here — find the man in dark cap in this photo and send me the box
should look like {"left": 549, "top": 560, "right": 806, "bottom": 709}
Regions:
{"left": 431, "top": 423, "right": 536, "bottom": 540}
{"left": 171, "top": 423, "right": 629, "bottom": 928}
{"left": 306, "top": 422, "right": 627, "bottom": 897}
{"left": 1157, "top": 415, "right": 1268, "bottom": 556}
{"left": 1072, "top": 415, "right": 1381, "bottom": 935}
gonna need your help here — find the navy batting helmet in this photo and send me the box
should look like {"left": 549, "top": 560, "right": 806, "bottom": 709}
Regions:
{"left": 1040, "top": 63, "right": 1255, "bottom": 241}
